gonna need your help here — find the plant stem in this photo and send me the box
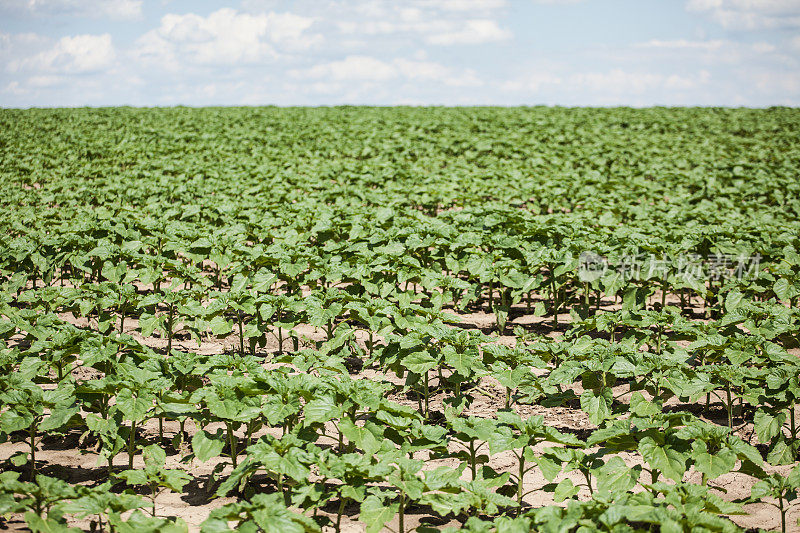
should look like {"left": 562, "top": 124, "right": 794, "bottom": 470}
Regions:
{"left": 226, "top": 422, "right": 238, "bottom": 467}
{"left": 656, "top": 325, "right": 662, "bottom": 355}
{"left": 551, "top": 272, "right": 558, "bottom": 330}
{"left": 399, "top": 491, "right": 405, "bottom": 533}
{"left": 166, "top": 304, "right": 174, "bottom": 354}
{"left": 278, "top": 473, "right": 288, "bottom": 506}
{"left": 336, "top": 498, "right": 345, "bottom": 533}
{"left": 424, "top": 371, "right": 430, "bottom": 418}
{"left": 29, "top": 422, "right": 37, "bottom": 481}
{"left": 517, "top": 451, "right": 525, "bottom": 508}
{"left": 128, "top": 420, "right": 136, "bottom": 469}
{"left": 469, "top": 441, "right": 476, "bottom": 480}
{"left": 238, "top": 310, "right": 244, "bottom": 356}
{"left": 726, "top": 383, "right": 733, "bottom": 429}
{"left": 651, "top": 468, "right": 659, "bottom": 495}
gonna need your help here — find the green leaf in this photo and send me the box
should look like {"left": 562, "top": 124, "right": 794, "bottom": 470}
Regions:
{"left": 402, "top": 352, "right": 437, "bottom": 375}
{"left": 596, "top": 456, "right": 638, "bottom": 494}
{"left": 1, "top": 410, "right": 33, "bottom": 433}
{"left": 360, "top": 495, "right": 398, "bottom": 533}
{"left": 10, "top": 451, "right": 28, "bottom": 467}
{"left": 143, "top": 443, "right": 167, "bottom": 469}
{"left": 208, "top": 316, "right": 233, "bottom": 336}
{"left": 40, "top": 406, "right": 79, "bottom": 432}
{"left": 579, "top": 388, "right": 612, "bottom": 425}
{"left": 116, "top": 469, "right": 148, "bottom": 486}
{"left": 248, "top": 493, "right": 319, "bottom": 533}
{"left": 693, "top": 446, "right": 736, "bottom": 480}
{"left": 161, "top": 469, "right": 192, "bottom": 493}
{"left": 630, "top": 392, "right": 660, "bottom": 417}
{"left": 724, "top": 290, "right": 745, "bottom": 313}
{"left": 111, "top": 510, "right": 188, "bottom": 533}
{"left": 639, "top": 436, "right": 687, "bottom": 482}
{"left": 535, "top": 454, "right": 562, "bottom": 482}
{"left": 116, "top": 389, "right": 152, "bottom": 422}
{"left": 552, "top": 478, "right": 579, "bottom": 502}
{"left": 766, "top": 437, "right": 796, "bottom": 466}
{"left": 24, "top": 512, "right": 82, "bottom": 533}
{"left": 754, "top": 410, "right": 786, "bottom": 444}
{"left": 303, "top": 394, "right": 340, "bottom": 425}
{"left": 192, "top": 430, "right": 225, "bottom": 462}
{"left": 789, "top": 464, "right": 800, "bottom": 487}
{"left": 773, "top": 278, "right": 796, "bottom": 301}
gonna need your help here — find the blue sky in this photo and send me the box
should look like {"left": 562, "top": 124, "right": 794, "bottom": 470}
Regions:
{"left": 1, "top": 0, "right": 799, "bottom": 107}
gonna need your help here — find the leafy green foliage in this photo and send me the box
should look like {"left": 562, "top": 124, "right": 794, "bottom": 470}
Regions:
{"left": 1, "top": 106, "right": 798, "bottom": 531}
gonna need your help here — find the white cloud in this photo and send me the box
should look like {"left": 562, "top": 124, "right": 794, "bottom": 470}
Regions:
{"left": 3, "top": 0, "right": 142, "bottom": 20}
{"left": 500, "top": 67, "right": 711, "bottom": 105}
{"left": 687, "top": 0, "right": 799, "bottom": 11}
{"left": 3, "top": 81, "right": 24, "bottom": 95}
{"left": 27, "top": 74, "right": 64, "bottom": 87}
{"left": 500, "top": 72, "right": 562, "bottom": 92}
{"left": 638, "top": 39, "right": 726, "bottom": 51}
{"left": 420, "top": 0, "right": 507, "bottom": 11}
{"left": 686, "top": 0, "right": 800, "bottom": 29}
{"left": 9, "top": 34, "right": 115, "bottom": 73}
{"left": 426, "top": 19, "right": 511, "bottom": 45}
{"left": 0, "top": 31, "right": 48, "bottom": 58}
{"left": 752, "top": 69, "right": 800, "bottom": 94}
{"left": 570, "top": 69, "right": 693, "bottom": 94}
{"left": 267, "top": 12, "right": 318, "bottom": 45}
{"left": 331, "top": 1, "right": 512, "bottom": 45}
{"left": 752, "top": 42, "right": 776, "bottom": 53}
{"left": 631, "top": 40, "right": 798, "bottom": 86}
{"left": 300, "top": 55, "right": 397, "bottom": 81}
{"left": 292, "top": 54, "right": 483, "bottom": 86}
{"left": 634, "top": 39, "right": 777, "bottom": 54}
{"left": 395, "top": 58, "right": 482, "bottom": 85}
{"left": 133, "top": 8, "right": 319, "bottom": 68}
